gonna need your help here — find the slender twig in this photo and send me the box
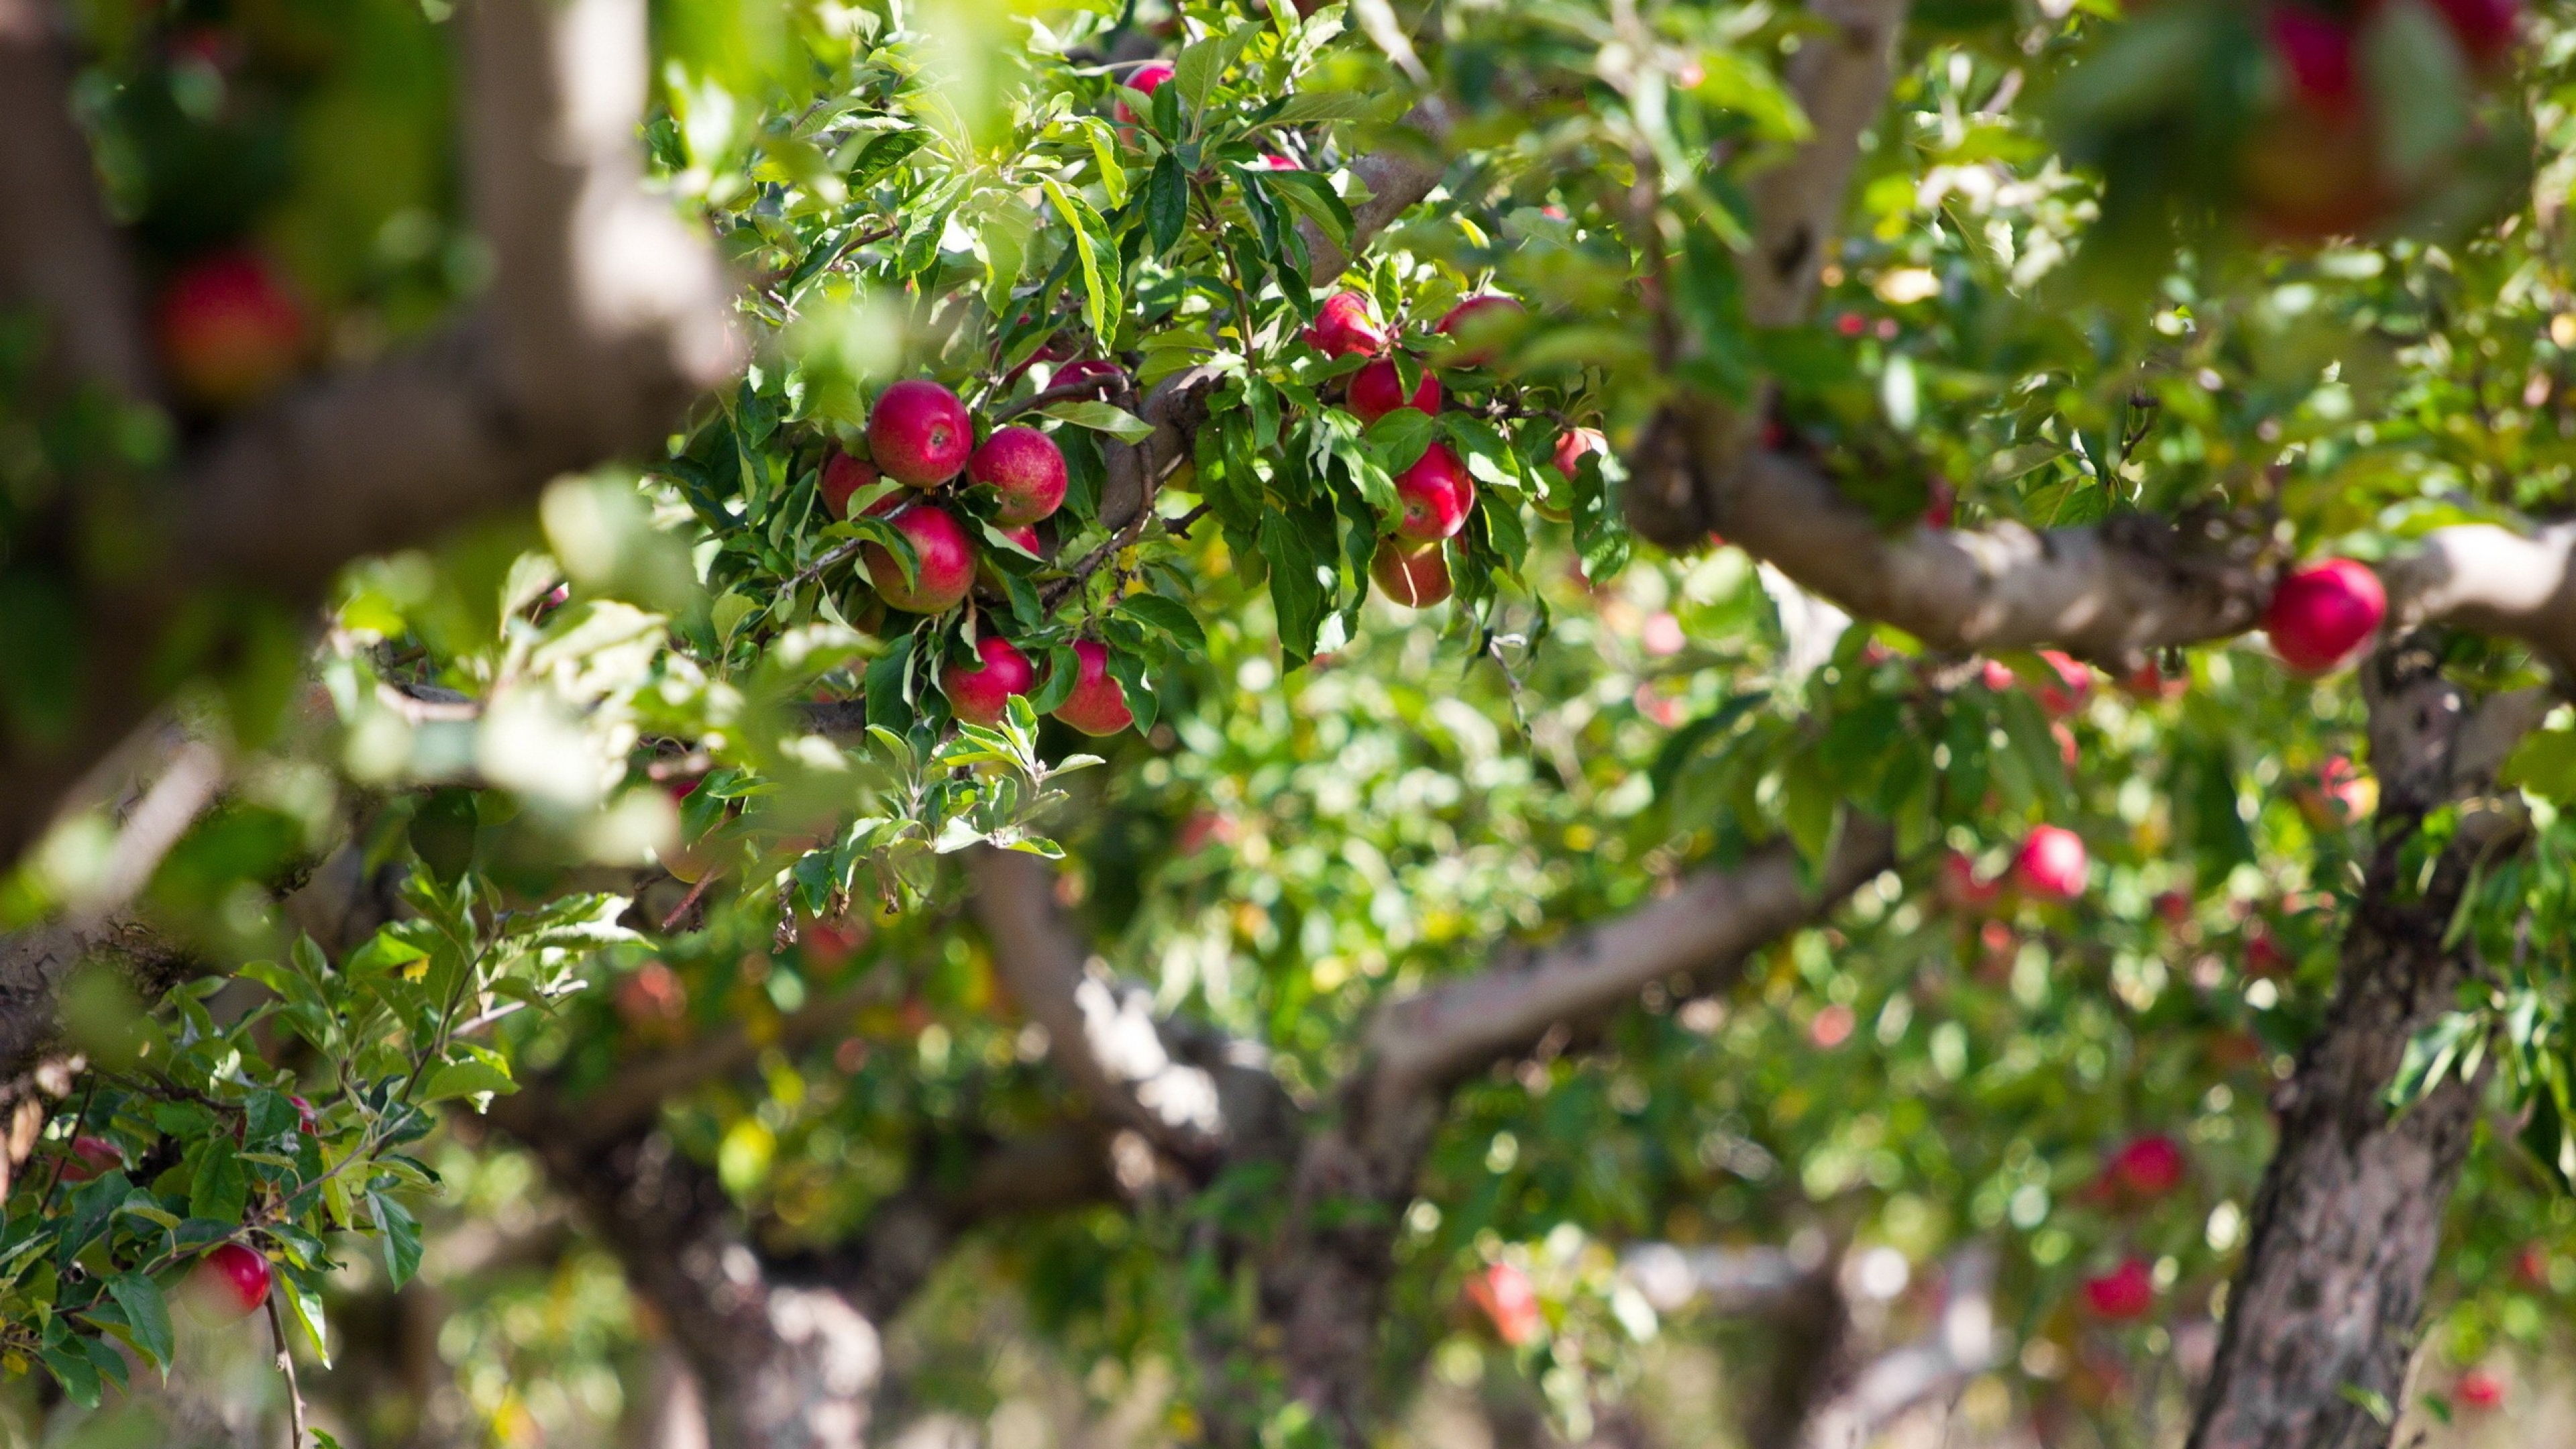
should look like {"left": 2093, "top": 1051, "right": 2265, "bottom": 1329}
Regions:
{"left": 266, "top": 1290, "right": 309, "bottom": 1449}
{"left": 1165, "top": 503, "right": 1213, "bottom": 539}
{"left": 34, "top": 1079, "right": 99, "bottom": 1217}
{"left": 989, "top": 369, "right": 1127, "bottom": 424}
{"left": 660, "top": 872, "right": 720, "bottom": 932}
{"left": 788, "top": 538, "right": 868, "bottom": 591}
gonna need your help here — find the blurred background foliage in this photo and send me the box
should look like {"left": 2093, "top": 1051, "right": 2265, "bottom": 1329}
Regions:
{"left": 6, "top": 0, "right": 2576, "bottom": 1444}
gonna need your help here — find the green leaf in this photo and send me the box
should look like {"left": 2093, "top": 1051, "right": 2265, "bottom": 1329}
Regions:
{"left": 189, "top": 1139, "right": 248, "bottom": 1225}
{"left": 1148, "top": 154, "right": 1189, "bottom": 254}
{"left": 1118, "top": 594, "right": 1208, "bottom": 653}
{"left": 371, "top": 1192, "right": 424, "bottom": 1289}
{"left": 40, "top": 1344, "right": 100, "bottom": 1408}
{"left": 105, "top": 1274, "right": 172, "bottom": 1373}
{"left": 1260, "top": 506, "right": 1336, "bottom": 666}
{"left": 1039, "top": 178, "right": 1120, "bottom": 340}
{"left": 1038, "top": 400, "right": 1157, "bottom": 443}
{"left": 1258, "top": 168, "right": 1354, "bottom": 250}
{"left": 1362, "top": 409, "right": 1433, "bottom": 475}
{"left": 1268, "top": 90, "right": 1379, "bottom": 126}
{"left": 1175, "top": 25, "right": 1256, "bottom": 113}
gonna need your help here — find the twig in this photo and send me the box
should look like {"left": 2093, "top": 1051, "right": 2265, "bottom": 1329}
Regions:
{"left": 661, "top": 873, "right": 719, "bottom": 933}
{"left": 1165, "top": 503, "right": 1213, "bottom": 539}
{"left": 788, "top": 538, "right": 868, "bottom": 592}
{"left": 266, "top": 1290, "right": 309, "bottom": 1449}
{"left": 34, "top": 1079, "right": 98, "bottom": 1218}
{"left": 989, "top": 369, "right": 1127, "bottom": 424}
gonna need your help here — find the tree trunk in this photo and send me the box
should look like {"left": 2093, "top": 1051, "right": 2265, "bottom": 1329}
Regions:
{"left": 2186, "top": 651, "right": 2538, "bottom": 1449}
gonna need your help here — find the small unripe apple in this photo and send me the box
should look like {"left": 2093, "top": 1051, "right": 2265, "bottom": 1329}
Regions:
{"left": 2263, "top": 558, "right": 2384, "bottom": 673}
{"left": 1052, "top": 640, "right": 1134, "bottom": 736}
{"left": 1393, "top": 442, "right": 1475, "bottom": 541}
{"left": 866, "top": 380, "right": 974, "bottom": 487}
{"left": 157, "top": 251, "right": 305, "bottom": 407}
{"left": 1465, "top": 1262, "right": 1542, "bottom": 1346}
{"left": 1370, "top": 538, "right": 1452, "bottom": 608}
{"left": 2012, "top": 824, "right": 2088, "bottom": 900}
{"left": 1305, "top": 290, "right": 1389, "bottom": 359}
{"left": 1115, "top": 60, "right": 1175, "bottom": 124}
{"left": 862, "top": 505, "right": 975, "bottom": 614}
{"left": 1348, "top": 358, "right": 1440, "bottom": 423}
{"left": 943, "top": 635, "right": 1037, "bottom": 727}
{"left": 967, "top": 425, "right": 1068, "bottom": 524}
{"left": 819, "top": 451, "right": 878, "bottom": 520}
{"left": 2081, "top": 1257, "right": 2155, "bottom": 1322}
{"left": 2108, "top": 1135, "right": 2186, "bottom": 1197}
{"left": 58, "top": 1134, "right": 123, "bottom": 1182}
{"left": 1434, "top": 294, "right": 1523, "bottom": 367}
{"left": 196, "top": 1243, "right": 272, "bottom": 1318}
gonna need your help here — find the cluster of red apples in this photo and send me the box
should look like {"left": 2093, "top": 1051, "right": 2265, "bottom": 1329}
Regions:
{"left": 824, "top": 379, "right": 1132, "bottom": 736}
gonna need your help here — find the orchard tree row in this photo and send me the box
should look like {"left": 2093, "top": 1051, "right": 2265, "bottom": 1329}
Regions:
{"left": 4, "top": 0, "right": 2576, "bottom": 1446}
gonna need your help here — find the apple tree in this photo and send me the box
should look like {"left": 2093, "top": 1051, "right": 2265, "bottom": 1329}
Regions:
{"left": 3, "top": 0, "right": 2576, "bottom": 1446}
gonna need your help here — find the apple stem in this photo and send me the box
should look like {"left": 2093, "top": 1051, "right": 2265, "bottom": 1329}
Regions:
{"left": 266, "top": 1290, "right": 309, "bottom": 1448}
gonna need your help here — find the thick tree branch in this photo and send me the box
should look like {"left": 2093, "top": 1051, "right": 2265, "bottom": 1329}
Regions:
{"left": 1361, "top": 819, "right": 1896, "bottom": 1110}
{"left": 0, "top": 0, "right": 158, "bottom": 404}
{"left": 1741, "top": 0, "right": 1912, "bottom": 329}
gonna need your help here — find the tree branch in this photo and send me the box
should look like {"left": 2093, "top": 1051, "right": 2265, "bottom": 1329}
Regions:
{"left": 0, "top": 0, "right": 159, "bottom": 405}
{"left": 1741, "top": 0, "right": 1912, "bottom": 329}
{"left": 0, "top": 0, "right": 742, "bottom": 867}
{"left": 1794, "top": 1244, "right": 1998, "bottom": 1449}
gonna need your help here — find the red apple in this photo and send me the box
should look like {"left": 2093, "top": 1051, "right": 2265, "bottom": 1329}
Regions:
{"left": 2082, "top": 1257, "right": 2155, "bottom": 1321}
{"left": 2431, "top": 0, "right": 2519, "bottom": 66}
{"left": 2457, "top": 1368, "right": 2505, "bottom": 1411}
{"left": 58, "top": 1134, "right": 123, "bottom": 1182}
{"left": 802, "top": 915, "right": 868, "bottom": 972}
{"left": 1258, "top": 153, "right": 1299, "bottom": 170}
{"left": 1115, "top": 60, "right": 1175, "bottom": 123}
{"left": 157, "top": 251, "right": 305, "bottom": 407}
{"left": 2263, "top": 558, "right": 2385, "bottom": 673}
{"left": 1435, "top": 294, "right": 1523, "bottom": 367}
{"left": 2012, "top": 825, "right": 2088, "bottom": 900}
{"left": 1809, "top": 1002, "right": 1857, "bottom": 1049}
{"left": 977, "top": 522, "right": 1043, "bottom": 592}
{"left": 866, "top": 380, "right": 974, "bottom": 487}
{"left": 1466, "top": 1262, "right": 1542, "bottom": 1346}
{"left": 1348, "top": 358, "right": 1440, "bottom": 423}
{"left": 2241, "top": 97, "right": 2387, "bottom": 240}
{"left": 943, "top": 635, "right": 1037, "bottom": 727}
{"left": 819, "top": 451, "right": 879, "bottom": 520}
{"left": 1052, "top": 640, "right": 1134, "bottom": 736}
{"left": 289, "top": 1095, "right": 319, "bottom": 1136}
{"left": 2035, "top": 651, "right": 2092, "bottom": 716}
{"left": 2154, "top": 890, "right": 2194, "bottom": 926}
{"left": 1305, "top": 290, "right": 1389, "bottom": 359}
{"left": 2514, "top": 1242, "right": 2553, "bottom": 1287}
{"left": 197, "top": 1243, "right": 272, "bottom": 1318}
{"left": 1371, "top": 538, "right": 1453, "bottom": 608}
{"left": 1053, "top": 358, "right": 1123, "bottom": 390}
{"left": 967, "top": 425, "right": 1068, "bottom": 525}
{"left": 2245, "top": 930, "right": 2292, "bottom": 978}
{"left": 1553, "top": 427, "right": 1607, "bottom": 479}
{"left": 2108, "top": 1135, "right": 2186, "bottom": 1198}
{"left": 1393, "top": 442, "right": 1475, "bottom": 541}
{"left": 2268, "top": 5, "right": 2359, "bottom": 114}
{"left": 1924, "top": 476, "right": 1956, "bottom": 528}
{"left": 862, "top": 505, "right": 975, "bottom": 613}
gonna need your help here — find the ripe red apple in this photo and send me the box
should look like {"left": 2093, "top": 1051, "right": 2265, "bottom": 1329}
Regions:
{"left": 58, "top": 1134, "right": 123, "bottom": 1182}
{"left": 2245, "top": 929, "right": 2291, "bottom": 978}
{"left": 862, "top": 505, "right": 975, "bottom": 613}
{"left": 1115, "top": 60, "right": 1175, "bottom": 123}
{"left": 196, "top": 1243, "right": 272, "bottom": 1318}
{"left": 289, "top": 1095, "right": 319, "bottom": 1136}
{"left": 977, "top": 522, "right": 1044, "bottom": 592}
{"left": 1305, "top": 290, "right": 1389, "bottom": 359}
{"left": 1393, "top": 442, "right": 1476, "bottom": 541}
{"left": 967, "top": 425, "right": 1068, "bottom": 525}
{"left": 2300, "top": 754, "right": 2375, "bottom": 826}
{"left": 819, "top": 451, "right": 879, "bottom": 520}
{"left": 2012, "top": 825, "right": 2088, "bottom": 900}
{"left": 1808, "top": 1002, "right": 1857, "bottom": 1049}
{"left": 2154, "top": 890, "right": 2194, "bottom": 926}
{"left": 1552, "top": 427, "right": 1607, "bottom": 479}
{"left": 2082, "top": 1257, "right": 2155, "bottom": 1322}
{"left": 2263, "top": 557, "right": 2385, "bottom": 672}
{"left": 2035, "top": 651, "right": 2092, "bottom": 716}
{"left": 2267, "top": 5, "right": 2359, "bottom": 115}
{"left": 1257, "top": 153, "right": 1299, "bottom": 170}
{"left": 2514, "top": 1242, "right": 2552, "bottom": 1287}
{"left": 2432, "top": 0, "right": 2519, "bottom": 66}
{"left": 866, "top": 380, "right": 973, "bottom": 487}
{"left": 1371, "top": 538, "right": 1452, "bottom": 608}
{"left": 1435, "top": 294, "right": 1523, "bottom": 366}
{"left": 802, "top": 915, "right": 868, "bottom": 972}
{"left": 2108, "top": 1135, "right": 2186, "bottom": 1198}
{"left": 1052, "top": 640, "right": 1134, "bottom": 736}
{"left": 1924, "top": 476, "right": 1956, "bottom": 528}
{"left": 943, "top": 635, "right": 1037, "bottom": 727}
{"left": 1466, "top": 1262, "right": 1542, "bottom": 1346}
{"left": 2457, "top": 1368, "right": 2506, "bottom": 1411}
{"left": 2122, "top": 660, "right": 2187, "bottom": 700}
{"left": 1348, "top": 358, "right": 1440, "bottom": 423}
{"left": 157, "top": 251, "right": 305, "bottom": 407}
